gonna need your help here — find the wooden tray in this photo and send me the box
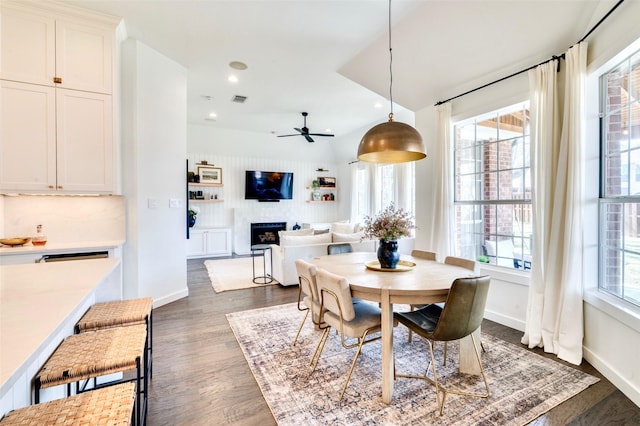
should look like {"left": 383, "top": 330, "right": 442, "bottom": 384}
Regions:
{"left": 365, "top": 260, "right": 416, "bottom": 272}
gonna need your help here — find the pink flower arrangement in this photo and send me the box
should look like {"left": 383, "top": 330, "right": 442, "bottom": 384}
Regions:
{"left": 363, "top": 204, "right": 415, "bottom": 241}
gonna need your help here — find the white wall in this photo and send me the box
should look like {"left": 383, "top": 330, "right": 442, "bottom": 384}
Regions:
{"left": 187, "top": 124, "right": 350, "bottom": 253}
{"left": 414, "top": 0, "right": 640, "bottom": 406}
{"left": 121, "top": 39, "right": 188, "bottom": 306}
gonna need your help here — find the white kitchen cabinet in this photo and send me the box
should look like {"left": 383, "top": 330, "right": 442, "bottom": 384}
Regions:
{"left": 0, "top": 5, "right": 113, "bottom": 94}
{"left": 0, "top": 2, "right": 117, "bottom": 194}
{"left": 187, "top": 228, "right": 232, "bottom": 258}
{"left": 0, "top": 81, "right": 113, "bottom": 192}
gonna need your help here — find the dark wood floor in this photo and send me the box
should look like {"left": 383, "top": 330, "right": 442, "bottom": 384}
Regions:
{"left": 146, "top": 258, "right": 640, "bottom": 425}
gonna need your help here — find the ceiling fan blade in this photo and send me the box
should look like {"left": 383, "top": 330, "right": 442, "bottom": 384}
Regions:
{"left": 308, "top": 133, "right": 334, "bottom": 137}
{"left": 277, "top": 134, "right": 300, "bottom": 138}
{"left": 305, "top": 135, "right": 314, "bottom": 143}
{"left": 294, "top": 128, "right": 304, "bottom": 133}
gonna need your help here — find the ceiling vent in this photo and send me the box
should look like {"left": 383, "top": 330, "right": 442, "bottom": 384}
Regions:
{"left": 232, "top": 95, "right": 247, "bottom": 103}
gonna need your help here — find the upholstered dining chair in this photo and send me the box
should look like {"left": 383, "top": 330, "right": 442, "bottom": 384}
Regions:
{"left": 443, "top": 255, "right": 479, "bottom": 273}
{"left": 394, "top": 275, "right": 491, "bottom": 415}
{"left": 292, "top": 259, "right": 320, "bottom": 346}
{"left": 410, "top": 249, "right": 438, "bottom": 261}
{"left": 310, "top": 268, "right": 384, "bottom": 403}
{"left": 327, "top": 243, "right": 353, "bottom": 255}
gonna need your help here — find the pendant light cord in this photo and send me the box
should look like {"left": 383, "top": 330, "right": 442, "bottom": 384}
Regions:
{"left": 388, "top": 0, "right": 394, "bottom": 121}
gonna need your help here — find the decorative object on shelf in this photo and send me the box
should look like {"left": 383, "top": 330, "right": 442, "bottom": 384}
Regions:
{"left": 316, "top": 168, "right": 329, "bottom": 172}
{"left": 194, "top": 174, "right": 200, "bottom": 183}
{"left": 292, "top": 223, "right": 301, "bottom": 230}
{"left": 187, "top": 171, "right": 195, "bottom": 182}
{"left": 197, "top": 165, "right": 222, "bottom": 184}
{"left": 312, "top": 179, "right": 319, "bottom": 188}
{"left": 312, "top": 191, "right": 321, "bottom": 201}
{"left": 198, "top": 160, "right": 209, "bottom": 165}
{"left": 363, "top": 203, "right": 415, "bottom": 269}
{"left": 188, "top": 207, "right": 199, "bottom": 228}
{"left": 0, "top": 237, "right": 31, "bottom": 247}
{"left": 330, "top": 193, "right": 335, "bottom": 201}
{"left": 318, "top": 176, "right": 336, "bottom": 187}
{"left": 32, "top": 224, "right": 47, "bottom": 246}
{"left": 357, "top": 0, "right": 426, "bottom": 164}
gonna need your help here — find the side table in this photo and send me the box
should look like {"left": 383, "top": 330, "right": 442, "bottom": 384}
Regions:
{"left": 250, "top": 244, "right": 274, "bottom": 284}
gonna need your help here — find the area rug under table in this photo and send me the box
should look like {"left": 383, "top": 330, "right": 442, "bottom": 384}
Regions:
{"left": 205, "top": 257, "right": 278, "bottom": 293}
{"left": 227, "top": 303, "right": 599, "bottom": 426}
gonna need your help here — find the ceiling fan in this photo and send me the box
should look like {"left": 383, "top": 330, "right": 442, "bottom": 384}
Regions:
{"left": 278, "top": 112, "right": 334, "bottom": 143}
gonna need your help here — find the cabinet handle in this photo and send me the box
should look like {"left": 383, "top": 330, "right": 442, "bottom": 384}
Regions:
{"left": 53, "top": 77, "right": 62, "bottom": 84}
{"left": 48, "top": 185, "right": 54, "bottom": 189}
{"left": 57, "top": 185, "right": 63, "bottom": 189}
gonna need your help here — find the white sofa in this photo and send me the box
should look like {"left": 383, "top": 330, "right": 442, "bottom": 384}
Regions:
{"left": 269, "top": 223, "right": 415, "bottom": 286}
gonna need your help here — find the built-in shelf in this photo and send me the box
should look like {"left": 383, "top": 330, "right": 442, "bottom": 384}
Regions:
{"left": 306, "top": 186, "right": 338, "bottom": 190}
{"left": 190, "top": 199, "right": 224, "bottom": 203}
{"left": 188, "top": 182, "right": 223, "bottom": 187}
{"left": 307, "top": 200, "right": 336, "bottom": 203}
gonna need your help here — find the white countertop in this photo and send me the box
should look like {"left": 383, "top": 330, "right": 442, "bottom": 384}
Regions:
{"left": 0, "top": 240, "right": 124, "bottom": 256}
{"left": 0, "top": 257, "right": 121, "bottom": 393}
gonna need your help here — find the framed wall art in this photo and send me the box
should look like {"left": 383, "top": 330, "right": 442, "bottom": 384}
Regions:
{"left": 198, "top": 166, "right": 222, "bottom": 184}
{"left": 317, "top": 176, "right": 336, "bottom": 187}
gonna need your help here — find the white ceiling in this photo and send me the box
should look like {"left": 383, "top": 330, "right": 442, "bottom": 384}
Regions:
{"left": 61, "top": 0, "right": 614, "bottom": 142}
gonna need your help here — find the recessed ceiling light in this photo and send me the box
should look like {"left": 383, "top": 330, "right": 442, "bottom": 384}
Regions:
{"left": 325, "top": 128, "right": 332, "bottom": 133}
{"left": 374, "top": 102, "right": 383, "bottom": 108}
{"left": 209, "top": 112, "right": 217, "bottom": 118}
{"left": 229, "top": 61, "right": 248, "bottom": 70}
{"left": 228, "top": 75, "right": 238, "bottom": 83}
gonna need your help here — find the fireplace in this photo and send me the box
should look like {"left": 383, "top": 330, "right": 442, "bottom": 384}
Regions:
{"left": 250, "top": 222, "right": 287, "bottom": 246}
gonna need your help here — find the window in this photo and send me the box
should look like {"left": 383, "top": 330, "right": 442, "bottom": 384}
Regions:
{"left": 599, "top": 48, "right": 640, "bottom": 307}
{"left": 352, "top": 162, "right": 415, "bottom": 224}
{"left": 453, "top": 102, "right": 532, "bottom": 270}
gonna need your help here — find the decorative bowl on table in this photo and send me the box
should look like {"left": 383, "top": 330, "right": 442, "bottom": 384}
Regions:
{"left": 0, "top": 237, "right": 32, "bottom": 246}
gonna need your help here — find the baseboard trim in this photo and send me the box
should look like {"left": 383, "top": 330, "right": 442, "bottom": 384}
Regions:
{"left": 484, "top": 309, "right": 526, "bottom": 332}
{"left": 153, "top": 287, "right": 188, "bottom": 308}
{"left": 583, "top": 346, "right": 640, "bottom": 407}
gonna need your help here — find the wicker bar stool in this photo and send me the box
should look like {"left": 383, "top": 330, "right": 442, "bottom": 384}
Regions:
{"left": 34, "top": 325, "right": 148, "bottom": 426}
{"left": 0, "top": 383, "right": 136, "bottom": 425}
{"left": 75, "top": 297, "right": 153, "bottom": 378}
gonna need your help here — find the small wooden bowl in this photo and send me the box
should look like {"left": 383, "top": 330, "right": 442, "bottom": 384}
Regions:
{"left": 0, "top": 237, "right": 32, "bottom": 246}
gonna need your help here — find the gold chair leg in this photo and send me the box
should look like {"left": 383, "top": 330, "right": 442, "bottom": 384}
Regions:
{"left": 309, "top": 327, "right": 330, "bottom": 373}
{"left": 338, "top": 330, "right": 371, "bottom": 403}
{"left": 291, "top": 309, "right": 309, "bottom": 346}
{"left": 397, "top": 334, "right": 490, "bottom": 416}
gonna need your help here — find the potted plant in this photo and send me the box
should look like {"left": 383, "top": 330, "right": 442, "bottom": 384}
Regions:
{"left": 363, "top": 203, "right": 415, "bottom": 269}
{"left": 188, "top": 207, "right": 199, "bottom": 227}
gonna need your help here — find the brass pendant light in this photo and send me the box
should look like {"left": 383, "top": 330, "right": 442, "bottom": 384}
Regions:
{"left": 357, "top": 0, "right": 426, "bottom": 163}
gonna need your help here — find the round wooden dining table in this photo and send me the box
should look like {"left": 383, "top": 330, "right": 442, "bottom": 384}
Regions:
{"left": 311, "top": 251, "right": 479, "bottom": 404}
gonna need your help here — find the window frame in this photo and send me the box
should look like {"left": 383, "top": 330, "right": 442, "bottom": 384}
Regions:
{"left": 452, "top": 102, "right": 532, "bottom": 271}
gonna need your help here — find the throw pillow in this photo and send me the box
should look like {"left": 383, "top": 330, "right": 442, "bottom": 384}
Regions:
{"left": 331, "top": 222, "right": 355, "bottom": 234}
{"left": 278, "top": 228, "right": 314, "bottom": 240}
{"left": 314, "top": 228, "right": 330, "bottom": 235}
{"left": 280, "top": 232, "right": 332, "bottom": 246}
{"left": 332, "top": 231, "right": 365, "bottom": 243}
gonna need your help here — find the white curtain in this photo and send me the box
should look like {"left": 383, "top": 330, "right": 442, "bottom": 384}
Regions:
{"left": 427, "top": 102, "right": 453, "bottom": 258}
{"left": 349, "top": 162, "right": 360, "bottom": 224}
{"left": 522, "top": 42, "right": 586, "bottom": 365}
{"left": 394, "top": 162, "right": 413, "bottom": 214}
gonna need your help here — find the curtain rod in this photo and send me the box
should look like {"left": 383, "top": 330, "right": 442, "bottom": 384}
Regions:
{"left": 434, "top": 0, "right": 625, "bottom": 107}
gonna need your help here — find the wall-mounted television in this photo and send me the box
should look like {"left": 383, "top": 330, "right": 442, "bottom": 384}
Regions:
{"left": 245, "top": 170, "right": 294, "bottom": 201}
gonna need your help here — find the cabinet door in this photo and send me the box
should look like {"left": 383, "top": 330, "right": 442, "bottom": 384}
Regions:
{"left": 56, "top": 89, "right": 113, "bottom": 192}
{"left": 187, "top": 230, "right": 207, "bottom": 257}
{"left": 0, "top": 7, "right": 55, "bottom": 86}
{"left": 55, "top": 20, "right": 113, "bottom": 94}
{"left": 0, "top": 81, "right": 57, "bottom": 191}
{"left": 205, "top": 229, "right": 232, "bottom": 256}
